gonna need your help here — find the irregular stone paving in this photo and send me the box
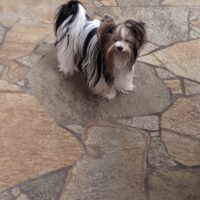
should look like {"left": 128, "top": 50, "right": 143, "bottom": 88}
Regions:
{"left": 0, "top": 0, "right": 200, "bottom": 199}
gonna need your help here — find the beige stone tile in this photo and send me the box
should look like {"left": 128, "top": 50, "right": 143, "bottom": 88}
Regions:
{"left": 0, "top": 0, "right": 94, "bottom": 23}
{"left": 138, "top": 54, "right": 162, "bottom": 67}
{"left": 162, "top": 96, "right": 200, "bottom": 166}
{"left": 2, "top": 61, "right": 29, "bottom": 82}
{"left": 140, "top": 42, "right": 159, "bottom": 56}
{"left": 184, "top": 79, "right": 200, "bottom": 95}
{"left": 164, "top": 79, "right": 182, "bottom": 94}
{"left": 0, "top": 80, "right": 23, "bottom": 93}
{"left": 156, "top": 68, "right": 175, "bottom": 79}
{"left": 101, "top": 0, "right": 117, "bottom": 6}
{"left": 154, "top": 40, "right": 200, "bottom": 82}
{"left": 61, "top": 125, "right": 149, "bottom": 200}
{"left": 0, "top": 20, "right": 52, "bottom": 65}
{"left": 0, "top": 90, "right": 84, "bottom": 191}
{"left": 161, "top": 0, "right": 200, "bottom": 5}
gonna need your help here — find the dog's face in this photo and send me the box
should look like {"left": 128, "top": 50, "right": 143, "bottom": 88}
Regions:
{"left": 97, "top": 15, "right": 147, "bottom": 83}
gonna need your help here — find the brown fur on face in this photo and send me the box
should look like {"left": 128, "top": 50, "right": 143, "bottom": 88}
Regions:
{"left": 97, "top": 15, "right": 147, "bottom": 85}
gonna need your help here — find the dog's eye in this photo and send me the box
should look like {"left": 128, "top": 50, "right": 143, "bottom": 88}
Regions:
{"left": 114, "top": 37, "right": 119, "bottom": 41}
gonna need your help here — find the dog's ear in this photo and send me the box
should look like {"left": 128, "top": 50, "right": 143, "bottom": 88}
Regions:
{"left": 125, "top": 19, "right": 147, "bottom": 46}
{"left": 97, "top": 14, "right": 116, "bottom": 41}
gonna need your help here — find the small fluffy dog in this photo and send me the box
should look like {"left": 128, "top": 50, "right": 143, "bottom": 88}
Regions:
{"left": 54, "top": 0, "right": 147, "bottom": 99}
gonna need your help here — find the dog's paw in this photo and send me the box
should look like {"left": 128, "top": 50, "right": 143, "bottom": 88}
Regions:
{"left": 103, "top": 89, "right": 116, "bottom": 100}
{"left": 119, "top": 84, "right": 135, "bottom": 94}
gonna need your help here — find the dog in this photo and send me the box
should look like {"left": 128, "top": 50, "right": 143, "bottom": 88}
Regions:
{"left": 54, "top": 0, "right": 147, "bottom": 99}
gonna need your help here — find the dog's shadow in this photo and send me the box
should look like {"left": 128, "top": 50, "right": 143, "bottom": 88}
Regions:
{"left": 26, "top": 43, "right": 171, "bottom": 125}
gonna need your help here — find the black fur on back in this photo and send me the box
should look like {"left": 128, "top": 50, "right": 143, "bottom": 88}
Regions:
{"left": 54, "top": 0, "right": 81, "bottom": 35}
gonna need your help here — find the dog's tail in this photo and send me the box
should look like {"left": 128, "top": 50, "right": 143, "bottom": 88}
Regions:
{"left": 54, "top": 0, "right": 88, "bottom": 45}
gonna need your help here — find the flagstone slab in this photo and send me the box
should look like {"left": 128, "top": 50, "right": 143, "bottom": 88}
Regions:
{"left": 0, "top": 0, "right": 94, "bottom": 23}
{"left": 26, "top": 43, "right": 171, "bottom": 125}
{"left": 151, "top": 40, "right": 200, "bottom": 82}
{"left": 156, "top": 68, "right": 175, "bottom": 79}
{"left": 149, "top": 168, "right": 200, "bottom": 200}
{"left": 163, "top": 79, "right": 182, "bottom": 95}
{"left": 95, "top": 6, "right": 189, "bottom": 45}
{"left": 2, "top": 61, "right": 29, "bottom": 82}
{"left": 61, "top": 124, "right": 150, "bottom": 200}
{"left": 116, "top": 116, "right": 159, "bottom": 131}
{"left": 0, "top": 20, "right": 52, "bottom": 65}
{"left": 0, "top": 88, "right": 84, "bottom": 191}
{"left": 184, "top": 79, "right": 200, "bottom": 95}
{"left": 161, "top": 0, "right": 200, "bottom": 5}
{"left": 149, "top": 137, "right": 177, "bottom": 167}
{"left": 161, "top": 96, "right": 200, "bottom": 166}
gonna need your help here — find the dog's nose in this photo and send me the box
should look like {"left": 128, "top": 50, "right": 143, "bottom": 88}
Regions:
{"left": 117, "top": 46, "right": 123, "bottom": 51}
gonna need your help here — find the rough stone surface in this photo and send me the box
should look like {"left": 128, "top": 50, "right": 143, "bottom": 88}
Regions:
{"left": 65, "top": 124, "right": 84, "bottom": 138}
{"left": 16, "top": 54, "right": 42, "bottom": 68}
{"left": 162, "top": 96, "right": 200, "bottom": 166}
{"left": 184, "top": 79, "right": 200, "bottom": 95}
{"left": 138, "top": 55, "right": 162, "bottom": 67}
{"left": 61, "top": 124, "right": 150, "bottom": 200}
{"left": 16, "top": 194, "right": 28, "bottom": 200}
{"left": 189, "top": 30, "right": 200, "bottom": 39}
{"left": 153, "top": 40, "right": 200, "bottom": 82}
{"left": 2, "top": 61, "right": 29, "bottom": 82}
{"left": 161, "top": 0, "right": 200, "bottom": 5}
{"left": 163, "top": 79, "right": 182, "bottom": 95}
{"left": 149, "top": 137, "right": 177, "bottom": 167}
{"left": 140, "top": 42, "right": 159, "bottom": 56}
{"left": 116, "top": 116, "right": 159, "bottom": 131}
{"left": 19, "top": 167, "right": 68, "bottom": 200}
{"left": 116, "top": 0, "right": 160, "bottom": 6}
{"left": 0, "top": 89, "right": 84, "bottom": 191}
{"left": 95, "top": 6, "right": 189, "bottom": 45}
{"left": 10, "top": 187, "right": 20, "bottom": 197}
{"left": 0, "top": 20, "right": 52, "bottom": 65}
{"left": 26, "top": 44, "right": 171, "bottom": 125}
{"left": 0, "top": 191, "right": 13, "bottom": 200}
{"left": 0, "top": 80, "right": 23, "bottom": 93}
{"left": 0, "top": 0, "right": 94, "bottom": 23}
{"left": 149, "top": 168, "right": 200, "bottom": 200}
{"left": 156, "top": 68, "right": 175, "bottom": 79}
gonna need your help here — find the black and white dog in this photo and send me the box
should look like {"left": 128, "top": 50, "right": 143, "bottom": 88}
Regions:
{"left": 55, "top": 0, "right": 147, "bottom": 99}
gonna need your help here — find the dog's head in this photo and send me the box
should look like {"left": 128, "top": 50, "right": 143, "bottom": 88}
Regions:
{"left": 97, "top": 15, "right": 147, "bottom": 84}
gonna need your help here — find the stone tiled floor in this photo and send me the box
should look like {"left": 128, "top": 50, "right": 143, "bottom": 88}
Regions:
{"left": 0, "top": 0, "right": 200, "bottom": 200}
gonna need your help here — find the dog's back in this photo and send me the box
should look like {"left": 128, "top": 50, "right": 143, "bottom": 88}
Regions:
{"left": 54, "top": 0, "right": 89, "bottom": 75}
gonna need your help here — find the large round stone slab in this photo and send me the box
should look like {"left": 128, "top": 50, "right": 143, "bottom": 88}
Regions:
{"left": 161, "top": 95, "right": 200, "bottom": 166}
{"left": 26, "top": 43, "right": 171, "bottom": 125}
{"left": 0, "top": 81, "right": 84, "bottom": 192}
{"left": 61, "top": 124, "right": 150, "bottom": 200}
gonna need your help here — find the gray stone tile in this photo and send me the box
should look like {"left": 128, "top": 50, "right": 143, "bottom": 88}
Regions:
{"left": 116, "top": 115, "right": 159, "bottom": 131}
{"left": 95, "top": 6, "right": 189, "bottom": 45}
{"left": 149, "top": 168, "right": 200, "bottom": 200}
{"left": 116, "top": 0, "right": 160, "bottom": 6}
{"left": 149, "top": 137, "right": 177, "bottom": 167}
{"left": 26, "top": 44, "right": 171, "bottom": 125}
{"left": 19, "top": 167, "right": 69, "bottom": 200}
{"left": 0, "top": 191, "right": 13, "bottom": 200}
{"left": 184, "top": 79, "right": 200, "bottom": 95}
{"left": 61, "top": 124, "right": 150, "bottom": 200}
